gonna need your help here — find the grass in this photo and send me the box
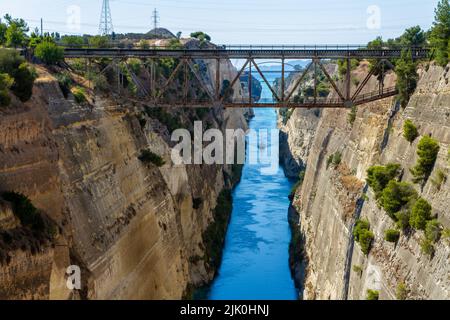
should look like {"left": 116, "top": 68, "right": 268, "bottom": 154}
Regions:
{"left": 72, "top": 86, "right": 87, "bottom": 104}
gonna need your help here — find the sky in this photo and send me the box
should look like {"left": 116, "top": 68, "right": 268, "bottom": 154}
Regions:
{"left": 0, "top": 0, "right": 439, "bottom": 44}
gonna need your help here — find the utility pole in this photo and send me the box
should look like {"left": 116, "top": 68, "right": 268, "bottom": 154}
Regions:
{"left": 40, "top": 18, "right": 43, "bottom": 36}
{"left": 99, "top": 0, "right": 114, "bottom": 36}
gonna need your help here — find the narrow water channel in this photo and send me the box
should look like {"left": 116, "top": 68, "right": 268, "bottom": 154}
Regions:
{"left": 207, "top": 72, "right": 298, "bottom": 300}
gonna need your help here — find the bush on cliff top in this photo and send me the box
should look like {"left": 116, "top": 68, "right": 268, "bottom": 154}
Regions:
{"left": 0, "top": 49, "right": 36, "bottom": 102}
{"left": 34, "top": 40, "right": 64, "bottom": 65}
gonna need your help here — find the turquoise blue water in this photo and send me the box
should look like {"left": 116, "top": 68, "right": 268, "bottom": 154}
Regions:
{"left": 207, "top": 73, "right": 298, "bottom": 300}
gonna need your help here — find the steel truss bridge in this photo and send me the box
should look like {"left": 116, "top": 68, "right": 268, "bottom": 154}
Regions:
{"left": 63, "top": 45, "right": 429, "bottom": 109}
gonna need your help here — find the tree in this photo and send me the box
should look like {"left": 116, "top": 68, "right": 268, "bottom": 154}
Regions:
{"left": 403, "top": 119, "right": 419, "bottom": 143}
{"left": 35, "top": 41, "right": 64, "bottom": 65}
{"left": 396, "top": 50, "right": 418, "bottom": 108}
{"left": 410, "top": 136, "right": 440, "bottom": 184}
{"left": 399, "top": 26, "right": 426, "bottom": 47}
{"left": 425, "top": 219, "right": 442, "bottom": 242}
{"left": 353, "top": 219, "right": 374, "bottom": 255}
{"left": 61, "top": 35, "right": 84, "bottom": 48}
{"left": 384, "top": 229, "right": 400, "bottom": 242}
{"left": 4, "top": 14, "right": 29, "bottom": 48}
{"left": 380, "top": 181, "right": 417, "bottom": 219}
{"left": 366, "top": 163, "right": 401, "bottom": 199}
{"left": 429, "top": 0, "right": 450, "bottom": 66}
{"left": 88, "top": 35, "right": 110, "bottom": 48}
{"left": 0, "top": 49, "right": 36, "bottom": 102}
{"left": 6, "top": 23, "right": 26, "bottom": 48}
{"left": 0, "top": 21, "right": 7, "bottom": 45}
{"left": 410, "top": 198, "right": 432, "bottom": 230}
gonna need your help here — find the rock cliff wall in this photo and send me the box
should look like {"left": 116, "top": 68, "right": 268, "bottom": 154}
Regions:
{"left": 285, "top": 62, "right": 450, "bottom": 300}
{"left": 0, "top": 57, "right": 249, "bottom": 299}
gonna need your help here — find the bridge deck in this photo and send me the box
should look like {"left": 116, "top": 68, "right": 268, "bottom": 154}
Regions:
{"left": 64, "top": 46, "right": 430, "bottom": 59}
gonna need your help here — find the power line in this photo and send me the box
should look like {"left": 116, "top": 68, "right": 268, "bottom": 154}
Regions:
{"left": 99, "top": 0, "right": 114, "bottom": 35}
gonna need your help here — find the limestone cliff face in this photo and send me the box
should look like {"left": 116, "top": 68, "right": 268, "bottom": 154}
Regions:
{"left": 0, "top": 59, "right": 249, "bottom": 299}
{"left": 285, "top": 62, "right": 450, "bottom": 300}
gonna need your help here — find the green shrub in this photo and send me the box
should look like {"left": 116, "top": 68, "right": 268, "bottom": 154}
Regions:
{"left": 380, "top": 181, "right": 417, "bottom": 219}
{"left": 443, "top": 228, "right": 450, "bottom": 239}
{"left": 420, "top": 237, "right": 434, "bottom": 257}
{"left": 366, "top": 163, "right": 401, "bottom": 199}
{"left": 425, "top": 219, "right": 442, "bottom": 242}
{"left": 34, "top": 41, "right": 64, "bottom": 65}
{"left": 138, "top": 149, "right": 165, "bottom": 167}
{"left": 384, "top": 229, "right": 400, "bottom": 243}
{"left": 353, "top": 219, "right": 374, "bottom": 255}
{"left": 88, "top": 35, "right": 110, "bottom": 48}
{"left": 410, "top": 136, "right": 440, "bottom": 184}
{"left": 72, "top": 86, "right": 87, "bottom": 104}
{"left": 403, "top": 119, "right": 419, "bottom": 143}
{"left": 410, "top": 197, "right": 432, "bottom": 230}
{"left": 366, "top": 289, "right": 379, "bottom": 300}
{"left": 87, "top": 72, "right": 108, "bottom": 92}
{"left": 396, "top": 282, "right": 408, "bottom": 300}
{"left": 352, "top": 265, "right": 363, "bottom": 277}
{"left": 0, "top": 72, "right": 13, "bottom": 107}
{"left": 430, "top": 168, "right": 447, "bottom": 190}
{"left": 348, "top": 106, "right": 357, "bottom": 125}
{"left": 61, "top": 35, "right": 84, "bottom": 48}
{"left": 395, "top": 210, "right": 411, "bottom": 230}
{"left": 0, "top": 50, "right": 37, "bottom": 102}
{"left": 1, "top": 192, "right": 44, "bottom": 232}
{"left": 55, "top": 71, "right": 72, "bottom": 98}
{"left": 327, "top": 151, "right": 342, "bottom": 169}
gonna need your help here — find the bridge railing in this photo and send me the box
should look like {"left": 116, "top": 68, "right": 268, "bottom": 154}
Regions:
{"left": 59, "top": 42, "right": 429, "bottom": 51}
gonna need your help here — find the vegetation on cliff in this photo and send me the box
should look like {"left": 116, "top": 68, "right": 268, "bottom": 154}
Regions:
{"left": 410, "top": 136, "right": 440, "bottom": 184}
{"left": 202, "top": 189, "right": 233, "bottom": 271}
{"left": 0, "top": 49, "right": 36, "bottom": 104}
{"left": 1, "top": 192, "right": 56, "bottom": 238}
{"left": 429, "top": 0, "right": 450, "bottom": 66}
{"left": 403, "top": 119, "right": 419, "bottom": 143}
{"left": 138, "top": 149, "right": 166, "bottom": 167}
{"left": 353, "top": 219, "right": 374, "bottom": 255}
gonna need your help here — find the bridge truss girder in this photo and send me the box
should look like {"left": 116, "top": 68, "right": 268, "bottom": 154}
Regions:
{"left": 66, "top": 52, "right": 408, "bottom": 109}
